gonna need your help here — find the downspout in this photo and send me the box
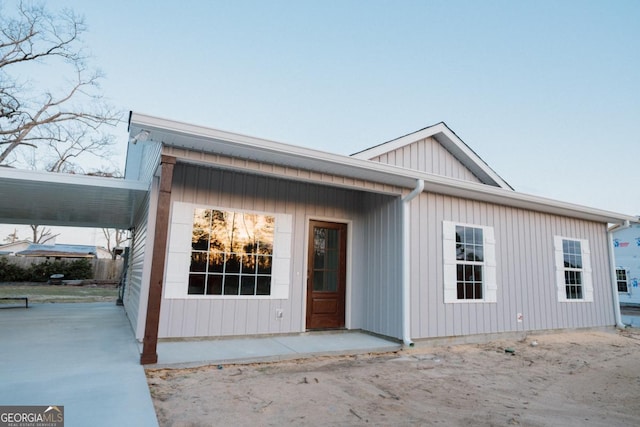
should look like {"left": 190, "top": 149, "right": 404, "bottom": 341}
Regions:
{"left": 401, "top": 179, "right": 424, "bottom": 347}
{"left": 608, "top": 220, "right": 630, "bottom": 329}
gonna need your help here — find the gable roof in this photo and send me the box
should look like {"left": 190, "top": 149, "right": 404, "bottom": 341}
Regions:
{"left": 128, "top": 112, "right": 635, "bottom": 225}
{"left": 351, "top": 122, "right": 513, "bottom": 190}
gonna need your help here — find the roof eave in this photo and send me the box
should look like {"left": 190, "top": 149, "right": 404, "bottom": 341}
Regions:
{"left": 128, "top": 112, "right": 635, "bottom": 225}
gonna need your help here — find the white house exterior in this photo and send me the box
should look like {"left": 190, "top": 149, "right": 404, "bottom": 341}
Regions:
{"left": 122, "top": 113, "right": 637, "bottom": 364}
{"left": 612, "top": 222, "right": 640, "bottom": 306}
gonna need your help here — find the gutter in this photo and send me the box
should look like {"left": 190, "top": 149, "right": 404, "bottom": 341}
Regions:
{"left": 608, "top": 220, "right": 631, "bottom": 328}
{"left": 400, "top": 179, "right": 424, "bottom": 347}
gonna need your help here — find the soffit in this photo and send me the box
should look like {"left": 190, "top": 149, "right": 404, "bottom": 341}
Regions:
{"left": 0, "top": 167, "right": 148, "bottom": 229}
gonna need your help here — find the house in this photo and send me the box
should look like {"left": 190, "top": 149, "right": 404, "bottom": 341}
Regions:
{"left": 16, "top": 244, "right": 100, "bottom": 259}
{"left": 0, "top": 240, "right": 31, "bottom": 256}
{"left": 611, "top": 221, "right": 640, "bottom": 306}
{"left": 122, "top": 113, "right": 637, "bottom": 364}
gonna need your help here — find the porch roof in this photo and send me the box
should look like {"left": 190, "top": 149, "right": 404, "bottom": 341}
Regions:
{"left": 128, "top": 112, "right": 636, "bottom": 225}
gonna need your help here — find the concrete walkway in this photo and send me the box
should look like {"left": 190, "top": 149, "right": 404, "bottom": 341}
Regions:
{"left": 0, "top": 302, "right": 402, "bottom": 426}
{"left": 0, "top": 303, "right": 158, "bottom": 427}
{"left": 150, "top": 330, "right": 402, "bottom": 368}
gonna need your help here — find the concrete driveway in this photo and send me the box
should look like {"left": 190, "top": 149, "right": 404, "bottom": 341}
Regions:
{"left": 0, "top": 302, "right": 158, "bottom": 427}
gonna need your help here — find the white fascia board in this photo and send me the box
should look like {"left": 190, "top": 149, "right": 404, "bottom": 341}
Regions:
{"left": 351, "top": 122, "right": 448, "bottom": 160}
{"left": 421, "top": 173, "right": 636, "bottom": 225}
{"left": 350, "top": 122, "right": 511, "bottom": 190}
{"left": 0, "top": 167, "right": 148, "bottom": 191}
{"left": 130, "top": 112, "right": 344, "bottom": 164}
{"left": 129, "top": 113, "right": 634, "bottom": 225}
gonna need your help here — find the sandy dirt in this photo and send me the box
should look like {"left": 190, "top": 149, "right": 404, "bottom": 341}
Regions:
{"left": 147, "top": 329, "right": 640, "bottom": 427}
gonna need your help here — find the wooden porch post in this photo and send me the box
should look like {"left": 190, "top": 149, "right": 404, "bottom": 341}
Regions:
{"left": 140, "top": 155, "right": 176, "bottom": 365}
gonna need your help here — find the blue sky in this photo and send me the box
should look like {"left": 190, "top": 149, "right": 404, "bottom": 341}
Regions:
{"left": 3, "top": 0, "right": 640, "bottom": 245}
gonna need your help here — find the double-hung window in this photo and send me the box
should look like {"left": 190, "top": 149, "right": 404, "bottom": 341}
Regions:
{"left": 554, "top": 236, "right": 593, "bottom": 302}
{"left": 616, "top": 269, "right": 629, "bottom": 293}
{"left": 443, "top": 222, "right": 497, "bottom": 303}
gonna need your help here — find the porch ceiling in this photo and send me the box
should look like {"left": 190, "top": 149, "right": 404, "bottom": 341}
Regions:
{"left": 0, "top": 167, "right": 148, "bottom": 229}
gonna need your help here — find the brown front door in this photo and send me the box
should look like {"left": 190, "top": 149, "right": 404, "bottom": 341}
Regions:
{"left": 306, "top": 221, "right": 347, "bottom": 329}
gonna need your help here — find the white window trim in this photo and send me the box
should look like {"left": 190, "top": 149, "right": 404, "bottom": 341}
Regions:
{"left": 443, "top": 221, "right": 497, "bottom": 303}
{"left": 553, "top": 236, "right": 593, "bottom": 302}
{"left": 616, "top": 268, "right": 629, "bottom": 294}
{"left": 164, "top": 201, "right": 292, "bottom": 300}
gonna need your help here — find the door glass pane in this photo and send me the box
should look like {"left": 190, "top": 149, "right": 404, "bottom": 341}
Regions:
{"left": 313, "top": 271, "right": 324, "bottom": 291}
{"left": 312, "top": 226, "right": 340, "bottom": 292}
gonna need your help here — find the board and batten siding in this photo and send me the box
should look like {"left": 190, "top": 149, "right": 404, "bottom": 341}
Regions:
{"left": 408, "top": 192, "right": 615, "bottom": 340}
{"left": 123, "top": 187, "right": 153, "bottom": 340}
{"left": 356, "top": 194, "right": 403, "bottom": 339}
{"left": 367, "top": 136, "right": 483, "bottom": 184}
{"left": 157, "top": 163, "right": 399, "bottom": 339}
{"left": 125, "top": 140, "right": 162, "bottom": 184}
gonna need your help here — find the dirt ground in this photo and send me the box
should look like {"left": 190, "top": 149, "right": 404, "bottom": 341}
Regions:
{"left": 147, "top": 329, "right": 640, "bottom": 427}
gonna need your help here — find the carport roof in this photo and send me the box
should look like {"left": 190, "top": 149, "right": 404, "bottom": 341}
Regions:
{"left": 0, "top": 167, "right": 148, "bottom": 229}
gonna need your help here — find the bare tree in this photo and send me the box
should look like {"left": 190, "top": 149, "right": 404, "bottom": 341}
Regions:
{"left": 0, "top": 1, "right": 121, "bottom": 170}
{"left": 3, "top": 228, "right": 19, "bottom": 243}
{"left": 102, "top": 228, "right": 130, "bottom": 253}
{"left": 30, "top": 224, "right": 58, "bottom": 244}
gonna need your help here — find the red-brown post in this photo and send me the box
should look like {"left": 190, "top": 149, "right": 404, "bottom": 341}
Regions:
{"left": 140, "top": 155, "right": 176, "bottom": 365}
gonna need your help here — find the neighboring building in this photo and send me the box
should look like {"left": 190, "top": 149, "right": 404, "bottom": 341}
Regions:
{"left": 611, "top": 221, "right": 640, "bottom": 306}
{"left": 121, "top": 113, "right": 637, "bottom": 364}
{"left": 0, "top": 240, "right": 31, "bottom": 256}
{"left": 16, "top": 244, "right": 99, "bottom": 259}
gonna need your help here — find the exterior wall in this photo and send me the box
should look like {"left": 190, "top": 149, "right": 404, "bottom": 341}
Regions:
{"left": 125, "top": 140, "right": 163, "bottom": 183}
{"left": 613, "top": 223, "right": 640, "bottom": 305}
{"left": 123, "top": 185, "right": 155, "bottom": 340}
{"left": 163, "top": 146, "right": 402, "bottom": 195}
{"left": 408, "top": 192, "right": 616, "bottom": 340}
{"left": 367, "top": 136, "right": 482, "bottom": 183}
{"left": 123, "top": 138, "right": 163, "bottom": 339}
{"left": 356, "top": 194, "right": 403, "bottom": 338}
{"left": 158, "top": 163, "right": 400, "bottom": 339}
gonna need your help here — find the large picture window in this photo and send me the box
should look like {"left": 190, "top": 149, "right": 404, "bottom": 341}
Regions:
{"left": 554, "top": 236, "right": 593, "bottom": 302}
{"left": 188, "top": 209, "right": 275, "bottom": 296}
{"left": 443, "top": 221, "right": 497, "bottom": 303}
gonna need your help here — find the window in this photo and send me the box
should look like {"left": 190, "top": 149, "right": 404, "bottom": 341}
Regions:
{"left": 443, "top": 222, "right": 496, "bottom": 303}
{"left": 455, "top": 225, "right": 484, "bottom": 299}
{"left": 617, "top": 269, "right": 629, "bottom": 293}
{"left": 553, "top": 236, "right": 593, "bottom": 302}
{"left": 163, "top": 202, "right": 292, "bottom": 299}
{"left": 189, "top": 209, "right": 274, "bottom": 296}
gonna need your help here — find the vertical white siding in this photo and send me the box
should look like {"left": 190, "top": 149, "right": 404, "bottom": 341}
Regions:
{"left": 125, "top": 141, "right": 162, "bottom": 183}
{"left": 409, "top": 193, "right": 616, "bottom": 340}
{"left": 358, "top": 194, "right": 403, "bottom": 338}
{"left": 158, "top": 164, "right": 390, "bottom": 339}
{"left": 369, "top": 136, "right": 482, "bottom": 183}
{"left": 123, "top": 190, "right": 151, "bottom": 339}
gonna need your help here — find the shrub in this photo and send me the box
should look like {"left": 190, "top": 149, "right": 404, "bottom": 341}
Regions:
{"left": 0, "top": 257, "right": 29, "bottom": 281}
{"left": 0, "top": 258, "right": 94, "bottom": 282}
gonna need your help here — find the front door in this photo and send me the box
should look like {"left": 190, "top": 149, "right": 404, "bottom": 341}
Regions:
{"left": 306, "top": 221, "right": 347, "bottom": 329}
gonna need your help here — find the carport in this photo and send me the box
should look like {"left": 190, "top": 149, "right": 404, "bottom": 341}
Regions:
{"left": 0, "top": 167, "right": 156, "bottom": 426}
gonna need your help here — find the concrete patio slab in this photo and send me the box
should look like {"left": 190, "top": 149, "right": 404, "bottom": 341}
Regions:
{"left": 150, "top": 331, "right": 401, "bottom": 368}
{"left": 0, "top": 303, "right": 158, "bottom": 427}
